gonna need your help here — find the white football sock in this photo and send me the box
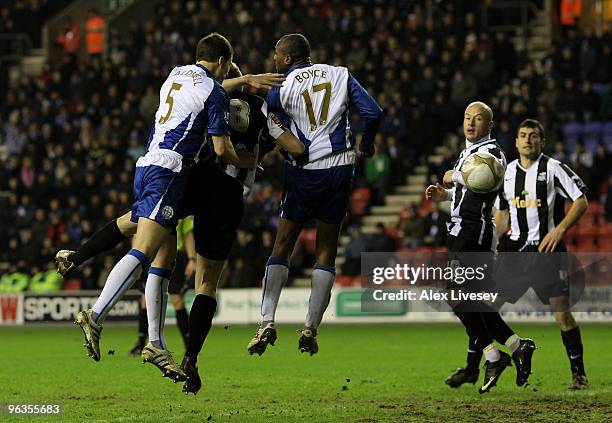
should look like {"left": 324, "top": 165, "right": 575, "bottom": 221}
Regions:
{"left": 505, "top": 334, "right": 521, "bottom": 353}
{"left": 261, "top": 257, "right": 289, "bottom": 325}
{"left": 305, "top": 264, "right": 335, "bottom": 330}
{"left": 92, "top": 249, "right": 147, "bottom": 324}
{"left": 483, "top": 342, "right": 501, "bottom": 362}
{"left": 145, "top": 268, "right": 171, "bottom": 349}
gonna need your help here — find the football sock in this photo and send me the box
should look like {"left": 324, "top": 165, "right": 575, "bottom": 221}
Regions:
{"left": 175, "top": 308, "right": 190, "bottom": 347}
{"left": 92, "top": 249, "right": 147, "bottom": 323}
{"left": 145, "top": 268, "right": 171, "bottom": 350}
{"left": 137, "top": 303, "right": 148, "bottom": 346}
{"left": 305, "top": 264, "right": 335, "bottom": 329}
{"left": 561, "top": 327, "right": 586, "bottom": 376}
{"left": 479, "top": 303, "right": 515, "bottom": 344}
{"left": 185, "top": 294, "right": 217, "bottom": 361}
{"left": 483, "top": 342, "right": 501, "bottom": 363}
{"left": 453, "top": 304, "right": 494, "bottom": 360}
{"left": 70, "top": 219, "right": 126, "bottom": 266}
{"left": 261, "top": 257, "right": 289, "bottom": 325}
{"left": 505, "top": 334, "right": 521, "bottom": 354}
{"left": 467, "top": 336, "right": 483, "bottom": 372}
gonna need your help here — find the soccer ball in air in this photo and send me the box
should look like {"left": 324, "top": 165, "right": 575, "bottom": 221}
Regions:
{"left": 460, "top": 151, "right": 504, "bottom": 194}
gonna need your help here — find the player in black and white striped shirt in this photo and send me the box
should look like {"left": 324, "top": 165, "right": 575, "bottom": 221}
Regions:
{"left": 426, "top": 102, "right": 534, "bottom": 393}
{"left": 494, "top": 119, "right": 589, "bottom": 389}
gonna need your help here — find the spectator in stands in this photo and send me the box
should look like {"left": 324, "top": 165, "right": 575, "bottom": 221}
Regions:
{"left": 570, "top": 143, "right": 594, "bottom": 188}
{"left": 403, "top": 206, "right": 427, "bottom": 249}
{"left": 56, "top": 16, "right": 80, "bottom": 58}
{"left": 551, "top": 141, "right": 567, "bottom": 162}
{"left": 342, "top": 226, "right": 368, "bottom": 276}
{"left": 0, "top": 0, "right": 609, "bottom": 286}
{"left": 422, "top": 202, "right": 447, "bottom": 247}
{"left": 365, "top": 136, "right": 391, "bottom": 205}
{"left": 85, "top": 8, "right": 105, "bottom": 65}
{"left": 367, "top": 223, "right": 396, "bottom": 252}
{"left": 592, "top": 144, "right": 611, "bottom": 195}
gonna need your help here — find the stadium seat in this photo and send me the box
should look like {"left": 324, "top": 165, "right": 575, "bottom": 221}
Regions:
{"left": 598, "top": 234, "right": 612, "bottom": 252}
{"left": 335, "top": 276, "right": 361, "bottom": 287}
{"left": 577, "top": 220, "right": 598, "bottom": 237}
{"left": 602, "top": 121, "right": 612, "bottom": 151}
{"left": 575, "top": 234, "right": 598, "bottom": 252}
{"left": 562, "top": 121, "right": 583, "bottom": 151}
{"left": 63, "top": 279, "right": 82, "bottom": 291}
{"left": 583, "top": 121, "right": 603, "bottom": 152}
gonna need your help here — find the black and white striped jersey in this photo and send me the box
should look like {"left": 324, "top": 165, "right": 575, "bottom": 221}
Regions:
{"left": 496, "top": 154, "right": 587, "bottom": 244}
{"left": 447, "top": 137, "right": 507, "bottom": 249}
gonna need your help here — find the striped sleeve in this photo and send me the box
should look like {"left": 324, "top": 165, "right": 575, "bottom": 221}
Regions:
{"left": 552, "top": 161, "right": 588, "bottom": 200}
{"left": 495, "top": 188, "right": 509, "bottom": 210}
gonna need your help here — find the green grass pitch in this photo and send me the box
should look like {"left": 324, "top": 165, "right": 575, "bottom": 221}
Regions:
{"left": 1, "top": 323, "right": 611, "bottom": 422}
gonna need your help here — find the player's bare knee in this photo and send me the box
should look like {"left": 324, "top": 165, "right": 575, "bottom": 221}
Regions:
{"left": 271, "top": 218, "right": 302, "bottom": 258}
{"left": 117, "top": 212, "right": 137, "bottom": 237}
{"left": 554, "top": 311, "right": 576, "bottom": 331}
{"left": 171, "top": 294, "right": 184, "bottom": 309}
{"left": 196, "top": 282, "right": 217, "bottom": 297}
{"left": 315, "top": 249, "right": 337, "bottom": 267}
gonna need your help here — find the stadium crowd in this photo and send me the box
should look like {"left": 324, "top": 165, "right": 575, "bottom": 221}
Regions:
{"left": 0, "top": 0, "right": 610, "bottom": 288}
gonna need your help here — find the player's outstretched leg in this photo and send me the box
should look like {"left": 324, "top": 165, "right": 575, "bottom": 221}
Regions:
{"left": 298, "top": 221, "right": 341, "bottom": 356}
{"left": 479, "top": 343, "right": 512, "bottom": 394}
{"left": 247, "top": 321, "right": 278, "bottom": 356}
{"left": 506, "top": 335, "right": 536, "bottom": 387}
{"left": 480, "top": 303, "right": 537, "bottom": 387}
{"left": 552, "top": 304, "right": 588, "bottom": 389}
{"left": 141, "top": 262, "right": 186, "bottom": 382}
{"left": 74, "top": 308, "right": 103, "bottom": 361}
{"left": 445, "top": 336, "right": 481, "bottom": 388}
{"left": 180, "top": 256, "right": 224, "bottom": 394}
{"left": 248, "top": 217, "right": 301, "bottom": 355}
{"left": 56, "top": 214, "right": 134, "bottom": 276}
{"left": 75, "top": 248, "right": 148, "bottom": 361}
{"left": 300, "top": 264, "right": 335, "bottom": 356}
{"left": 248, "top": 257, "right": 288, "bottom": 355}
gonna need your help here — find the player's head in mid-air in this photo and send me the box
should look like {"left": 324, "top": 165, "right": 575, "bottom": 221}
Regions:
{"left": 463, "top": 101, "right": 493, "bottom": 142}
{"left": 516, "top": 118, "right": 545, "bottom": 160}
{"left": 273, "top": 33, "right": 312, "bottom": 73}
{"left": 195, "top": 32, "right": 234, "bottom": 82}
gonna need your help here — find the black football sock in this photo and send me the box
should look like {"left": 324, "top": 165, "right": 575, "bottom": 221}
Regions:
{"left": 70, "top": 219, "right": 126, "bottom": 266}
{"left": 454, "top": 303, "right": 493, "bottom": 356}
{"left": 185, "top": 295, "right": 217, "bottom": 362}
{"left": 138, "top": 304, "right": 148, "bottom": 346}
{"left": 478, "top": 302, "right": 515, "bottom": 344}
{"left": 466, "top": 336, "right": 483, "bottom": 372}
{"left": 175, "top": 308, "right": 190, "bottom": 347}
{"left": 561, "top": 327, "right": 586, "bottom": 376}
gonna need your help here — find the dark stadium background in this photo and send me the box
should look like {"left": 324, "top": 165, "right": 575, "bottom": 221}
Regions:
{"left": 0, "top": 0, "right": 610, "bottom": 291}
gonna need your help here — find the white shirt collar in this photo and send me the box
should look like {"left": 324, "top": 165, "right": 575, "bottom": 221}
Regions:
{"left": 465, "top": 134, "right": 491, "bottom": 149}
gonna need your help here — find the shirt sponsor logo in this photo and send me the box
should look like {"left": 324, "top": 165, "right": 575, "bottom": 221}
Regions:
{"left": 511, "top": 197, "right": 542, "bottom": 208}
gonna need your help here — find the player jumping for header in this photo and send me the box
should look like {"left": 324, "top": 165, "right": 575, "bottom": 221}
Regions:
{"left": 247, "top": 33, "right": 383, "bottom": 356}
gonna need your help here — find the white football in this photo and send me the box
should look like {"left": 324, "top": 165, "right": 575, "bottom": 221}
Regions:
{"left": 460, "top": 151, "right": 504, "bottom": 193}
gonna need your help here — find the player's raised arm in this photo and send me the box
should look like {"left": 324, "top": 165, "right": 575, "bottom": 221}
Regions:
{"left": 222, "top": 73, "right": 285, "bottom": 93}
{"left": 347, "top": 73, "right": 383, "bottom": 157}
